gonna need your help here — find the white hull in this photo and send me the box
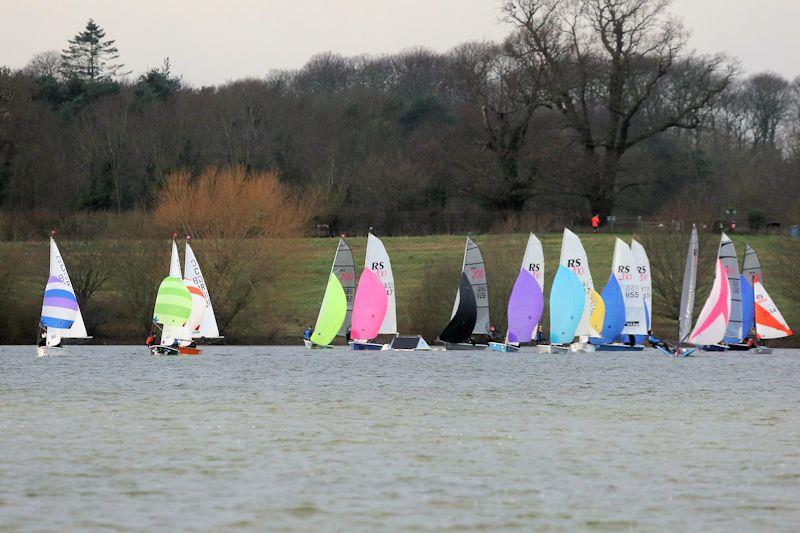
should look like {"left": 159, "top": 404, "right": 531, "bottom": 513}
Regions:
{"left": 36, "top": 346, "right": 69, "bottom": 357}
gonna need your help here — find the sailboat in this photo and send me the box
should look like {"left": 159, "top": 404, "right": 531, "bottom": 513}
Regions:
{"left": 488, "top": 268, "right": 544, "bottom": 353}
{"left": 743, "top": 246, "right": 792, "bottom": 354}
{"left": 592, "top": 239, "right": 647, "bottom": 351}
{"left": 687, "top": 241, "right": 731, "bottom": 351}
{"left": 184, "top": 237, "right": 222, "bottom": 344}
{"left": 542, "top": 264, "right": 585, "bottom": 353}
{"left": 655, "top": 224, "right": 699, "bottom": 357}
{"left": 149, "top": 236, "right": 198, "bottom": 356}
{"left": 440, "top": 236, "right": 490, "bottom": 350}
{"left": 520, "top": 233, "right": 546, "bottom": 343}
{"left": 350, "top": 267, "right": 389, "bottom": 350}
{"left": 437, "top": 273, "right": 479, "bottom": 349}
{"left": 350, "top": 232, "right": 396, "bottom": 350}
{"left": 701, "top": 233, "right": 744, "bottom": 351}
{"left": 304, "top": 238, "right": 352, "bottom": 349}
{"left": 37, "top": 231, "right": 91, "bottom": 356}
{"left": 631, "top": 239, "right": 652, "bottom": 345}
{"left": 543, "top": 229, "right": 597, "bottom": 352}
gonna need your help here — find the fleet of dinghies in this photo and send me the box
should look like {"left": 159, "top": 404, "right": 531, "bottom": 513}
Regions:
{"left": 34, "top": 228, "right": 793, "bottom": 356}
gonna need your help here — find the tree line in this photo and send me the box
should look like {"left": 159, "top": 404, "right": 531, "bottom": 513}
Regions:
{"left": 2, "top": 1, "right": 800, "bottom": 237}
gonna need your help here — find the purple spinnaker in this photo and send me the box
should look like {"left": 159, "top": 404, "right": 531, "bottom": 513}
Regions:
{"left": 507, "top": 269, "right": 544, "bottom": 343}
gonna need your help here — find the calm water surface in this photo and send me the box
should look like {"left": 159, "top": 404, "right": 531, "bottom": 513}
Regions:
{"left": 1, "top": 346, "right": 799, "bottom": 531}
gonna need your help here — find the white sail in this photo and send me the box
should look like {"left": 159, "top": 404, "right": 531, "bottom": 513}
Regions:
{"left": 559, "top": 229, "right": 594, "bottom": 337}
{"left": 451, "top": 236, "right": 490, "bottom": 335}
{"left": 332, "top": 239, "right": 355, "bottom": 336}
{"left": 630, "top": 239, "right": 652, "bottom": 330}
{"left": 613, "top": 239, "right": 647, "bottom": 335}
{"left": 742, "top": 244, "right": 762, "bottom": 284}
{"left": 170, "top": 239, "right": 181, "bottom": 278}
{"left": 753, "top": 279, "right": 793, "bottom": 339}
{"left": 184, "top": 241, "right": 221, "bottom": 338}
{"left": 520, "top": 233, "right": 544, "bottom": 340}
{"left": 45, "top": 237, "right": 89, "bottom": 339}
{"left": 718, "top": 233, "right": 742, "bottom": 342}
{"left": 688, "top": 259, "right": 731, "bottom": 346}
{"left": 678, "top": 225, "right": 699, "bottom": 342}
{"left": 365, "top": 233, "right": 397, "bottom": 335}
{"left": 520, "top": 233, "right": 545, "bottom": 292}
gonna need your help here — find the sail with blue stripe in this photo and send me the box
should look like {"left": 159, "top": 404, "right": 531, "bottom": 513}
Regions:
{"left": 39, "top": 237, "right": 89, "bottom": 338}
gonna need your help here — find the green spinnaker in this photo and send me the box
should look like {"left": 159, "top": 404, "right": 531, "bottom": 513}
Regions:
{"left": 154, "top": 276, "right": 193, "bottom": 326}
{"left": 312, "top": 273, "right": 347, "bottom": 346}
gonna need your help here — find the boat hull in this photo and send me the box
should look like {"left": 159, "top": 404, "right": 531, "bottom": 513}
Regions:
{"left": 726, "top": 342, "right": 751, "bottom": 352}
{"left": 488, "top": 342, "right": 519, "bottom": 353}
{"left": 36, "top": 346, "right": 68, "bottom": 357}
{"left": 655, "top": 346, "right": 697, "bottom": 357}
{"left": 752, "top": 346, "right": 773, "bottom": 354}
{"left": 701, "top": 344, "right": 728, "bottom": 352}
{"left": 444, "top": 343, "right": 487, "bottom": 351}
{"left": 537, "top": 344, "right": 569, "bottom": 354}
{"left": 594, "top": 343, "right": 644, "bottom": 352}
{"left": 350, "top": 342, "right": 386, "bottom": 351}
{"left": 303, "top": 339, "right": 333, "bottom": 349}
{"left": 150, "top": 345, "right": 201, "bottom": 356}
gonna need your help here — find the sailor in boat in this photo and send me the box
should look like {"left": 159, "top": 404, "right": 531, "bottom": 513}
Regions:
{"left": 38, "top": 326, "right": 62, "bottom": 348}
{"left": 534, "top": 325, "right": 546, "bottom": 344}
{"left": 488, "top": 325, "right": 502, "bottom": 343}
{"left": 345, "top": 325, "right": 351, "bottom": 344}
{"left": 647, "top": 330, "right": 670, "bottom": 351}
{"left": 303, "top": 326, "right": 313, "bottom": 342}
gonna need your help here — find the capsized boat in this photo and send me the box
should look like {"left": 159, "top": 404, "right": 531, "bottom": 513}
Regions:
{"left": 150, "top": 237, "right": 198, "bottom": 356}
{"left": 489, "top": 268, "right": 544, "bottom": 353}
{"left": 37, "top": 232, "right": 91, "bottom": 356}
{"left": 592, "top": 238, "right": 646, "bottom": 351}
{"left": 438, "top": 272, "right": 483, "bottom": 350}
{"left": 305, "top": 238, "right": 352, "bottom": 349}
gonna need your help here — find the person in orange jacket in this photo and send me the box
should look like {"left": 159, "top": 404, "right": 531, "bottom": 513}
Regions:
{"left": 591, "top": 214, "right": 600, "bottom": 233}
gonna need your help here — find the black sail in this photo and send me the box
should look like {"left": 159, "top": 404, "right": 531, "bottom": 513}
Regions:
{"left": 438, "top": 273, "right": 478, "bottom": 343}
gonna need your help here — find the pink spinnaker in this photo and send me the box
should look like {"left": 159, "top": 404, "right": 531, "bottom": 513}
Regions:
{"left": 351, "top": 268, "right": 389, "bottom": 341}
{"left": 689, "top": 259, "right": 731, "bottom": 345}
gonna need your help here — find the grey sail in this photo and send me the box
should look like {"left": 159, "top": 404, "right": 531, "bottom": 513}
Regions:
{"left": 678, "top": 225, "right": 699, "bottom": 342}
{"left": 718, "top": 233, "right": 742, "bottom": 343}
{"left": 332, "top": 239, "right": 355, "bottom": 336}
{"left": 741, "top": 244, "right": 762, "bottom": 284}
{"left": 451, "top": 237, "right": 490, "bottom": 335}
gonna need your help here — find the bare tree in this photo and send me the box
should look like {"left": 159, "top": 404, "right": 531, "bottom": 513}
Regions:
{"left": 22, "top": 51, "right": 62, "bottom": 79}
{"left": 501, "top": 0, "right": 735, "bottom": 219}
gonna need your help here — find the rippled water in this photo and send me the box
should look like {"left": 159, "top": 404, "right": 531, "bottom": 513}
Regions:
{"left": 1, "top": 346, "right": 799, "bottom": 531}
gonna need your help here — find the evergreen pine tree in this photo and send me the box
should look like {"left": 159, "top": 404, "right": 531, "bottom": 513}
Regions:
{"left": 60, "top": 19, "right": 128, "bottom": 82}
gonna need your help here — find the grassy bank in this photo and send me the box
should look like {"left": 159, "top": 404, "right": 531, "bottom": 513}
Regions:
{"left": 2, "top": 232, "right": 797, "bottom": 346}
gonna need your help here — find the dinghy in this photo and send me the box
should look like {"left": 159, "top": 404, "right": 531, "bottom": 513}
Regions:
{"left": 150, "top": 237, "right": 198, "bottom": 356}
{"left": 489, "top": 268, "right": 544, "bottom": 353}
{"left": 520, "top": 233, "right": 546, "bottom": 344}
{"left": 305, "top": 238, "right": 353, "bottom": 348}
{"left": 37, "top": 232, "right": 91, "bottom": 356}
{"left": 350, "top": 267, "right": 389, "bottom": 350}
{"left": 631, "top": 239, "right": 652, "bottom": 345}
{"left": 687, "top": 250, "right": 731, "bottom": 352}
{"left": 541, "top": 262, "right": 585, "bottom": 354}
{"left": 593, "top": 239, "right": 646, "bottom": 351}
{"left": 438, "top": 273, "right": 483, "bottom": 350}
{"left": 717, "top": 233, "right": 748, "bottom": 350}
{"left": 452, "top": 236, "right": 491, "bottom": 335}
{"left": 184, "top": 237, "right": 222, "bottom": 344}
{"left": 744, "top": 246, "right": 792, "bottom": 353}
{"left": 542, "top": 229, "right": 593, "bottom": 352}
{"left": 656, "top": 225, "right": 699, "bottom": 357}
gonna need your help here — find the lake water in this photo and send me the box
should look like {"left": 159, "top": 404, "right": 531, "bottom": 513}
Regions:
{"left": 1, "top": 346, "right": 799, "bottom": 531}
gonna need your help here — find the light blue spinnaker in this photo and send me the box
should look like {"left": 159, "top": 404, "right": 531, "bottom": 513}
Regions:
{"left": 549, "top": 266, "right": 586, "bottom": 345}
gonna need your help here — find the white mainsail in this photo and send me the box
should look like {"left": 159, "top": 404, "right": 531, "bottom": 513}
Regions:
{"left": 451, "top": 236, "right": 490, "bottom": 335}
{"left": 718, "top": 233, "right": 743, "bottom": 343}
{"left": 678, "top": 225, "right": 699, "bottom": 343}
{"left": 365, "top": 233, "right": 397, "bottom": 335}
{"left": 184, "top": 240, "right": 221, "bottom": 339}
{"left": 559, "top": 229, "right": 594, "bottom": 337}
{"left": 630, "top": 239, "right": 652, "bottom": 330}
{"left": 169, "top": 238, "right": 181, "bottom": 278}
{"left": 44, "top": 237, "right": 89, "bottom": 340}
{"left": 332, "top": 238, "right": 355, "bottom": 336}
{"left": 520, "top": 233, "right": 544, "bottom": 340}
{"left": 613, "top": 239, "right": 648, "bottom": 336}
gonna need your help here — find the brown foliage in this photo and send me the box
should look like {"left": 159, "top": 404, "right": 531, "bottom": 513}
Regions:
{"left": 154, "top": 166, "right": 315, "bottom": 239}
